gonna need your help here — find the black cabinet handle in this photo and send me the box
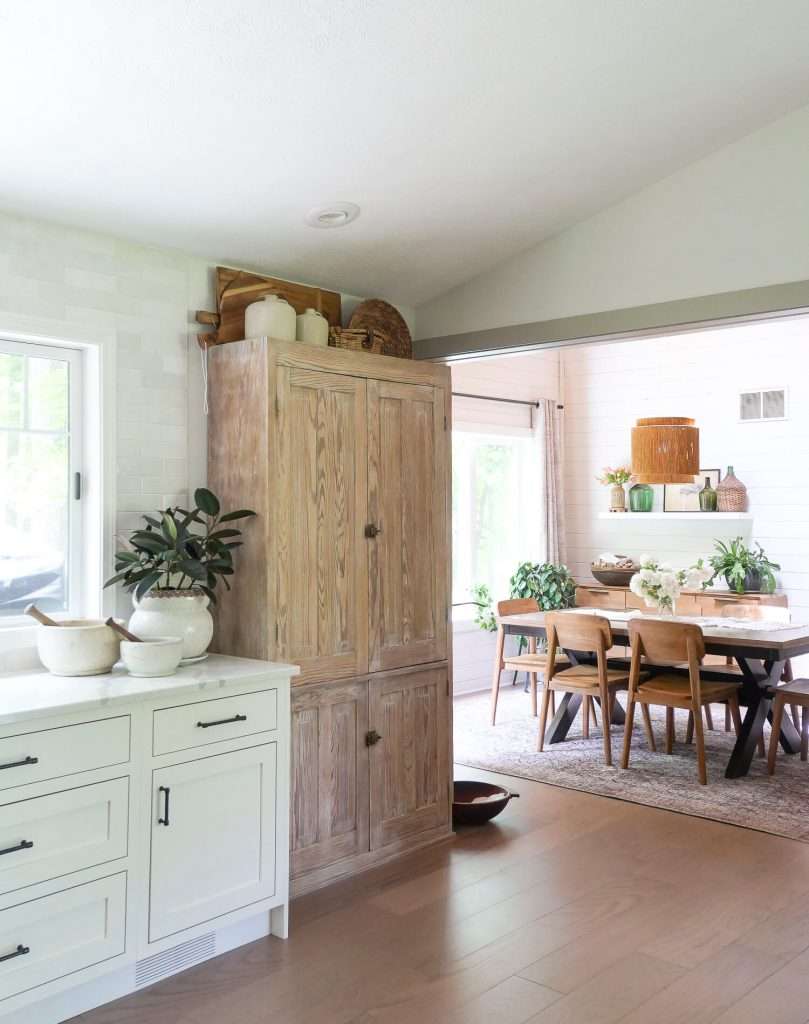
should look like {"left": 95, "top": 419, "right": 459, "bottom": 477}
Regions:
{"left": 196, "top": 714, "right": 247, "bottom": 729}
{"left": 365, "top": 729, "right": 382, "bottom": 746}
{"left": 0, "top": 756, "right": 38, "bottom": 772}
{"left": 0, "top": 945, "right": 30, "bottom": 964}
{"left": 158, "top": 786, "right": 171, "bottom": 826}
{"left": 0, "top": 840, "right": 33, "bottom": 858}
{"left": 364, "top": 523, "right": 381, "bottom": 538}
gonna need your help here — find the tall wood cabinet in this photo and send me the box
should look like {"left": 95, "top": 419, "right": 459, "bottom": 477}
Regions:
{"left": 208, "top": 338, "right": 453, "bottom": 895}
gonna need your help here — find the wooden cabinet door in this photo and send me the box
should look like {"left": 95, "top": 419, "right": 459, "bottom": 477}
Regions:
{"left": 276, "top": 366, "right": 369, "bottom": 683}
{"left": 367, "top": 380, "right": 448, "bottom": 672}
{"left": 149, "top": 745, "right": 277, "bottom": 942}
{"left": 369, "top": 666, "right": 450, "bottom": 850}
{"left": 291, "top": 681, "right": 370, "bottom": 877}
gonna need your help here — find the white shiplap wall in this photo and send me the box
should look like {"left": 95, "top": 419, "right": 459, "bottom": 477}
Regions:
{"left": 563, "top": 315, "right": 809, "bottom": 668}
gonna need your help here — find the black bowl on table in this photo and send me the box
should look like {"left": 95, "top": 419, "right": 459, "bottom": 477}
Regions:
{"left": 590, "top": 566, "right": 637, "bottom": 588}
{"left": 452, "top": 781, "right": 519, "bottom": 825}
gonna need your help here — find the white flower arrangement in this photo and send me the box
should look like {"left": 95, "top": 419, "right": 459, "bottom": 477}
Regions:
{"left": 629, "top": 554, "right": 711, "bottom": 613}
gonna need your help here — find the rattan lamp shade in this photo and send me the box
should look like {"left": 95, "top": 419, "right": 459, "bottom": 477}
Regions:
{"left": 631, "top": 417, "right": 699, "bottom": 484}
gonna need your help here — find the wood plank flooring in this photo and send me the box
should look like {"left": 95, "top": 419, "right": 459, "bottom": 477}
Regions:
{"left": 72, "top": 766, "right": 809, "bottom": 1024}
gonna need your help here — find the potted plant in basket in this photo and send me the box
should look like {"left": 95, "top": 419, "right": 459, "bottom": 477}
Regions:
{"left": 105, "top": 488, "right": 255, "bottom": 659}
{"left": 708, "top": 537, "right": 780, "bottom": 594}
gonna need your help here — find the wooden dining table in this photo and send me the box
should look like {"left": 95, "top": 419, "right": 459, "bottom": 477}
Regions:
{"left": 498, "top": 609, "right": 809, "bottom": 778}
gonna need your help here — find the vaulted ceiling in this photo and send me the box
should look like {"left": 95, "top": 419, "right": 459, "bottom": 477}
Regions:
{"left": 3, "top": 0, "right": 809, "bottom": 307}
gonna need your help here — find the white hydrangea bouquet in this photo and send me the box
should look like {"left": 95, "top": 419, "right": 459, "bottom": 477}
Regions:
{"left": 629, "top": 554, "right": 711, "bottom": 614}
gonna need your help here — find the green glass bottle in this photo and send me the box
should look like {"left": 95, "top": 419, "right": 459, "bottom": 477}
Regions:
{"left": 699, "top": 476, "right": 717, "bottom": 512}
{"left": 629, "top": 483, "right": 654, "bottom": 512}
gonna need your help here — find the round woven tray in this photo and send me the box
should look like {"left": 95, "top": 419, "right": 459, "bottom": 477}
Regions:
{"left": 348, "top": 299, "right": 412, "bottom": 359}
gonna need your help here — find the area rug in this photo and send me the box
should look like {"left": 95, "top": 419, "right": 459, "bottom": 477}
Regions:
{"left": 454, "top": 685, "right": 809, "bottom": 842}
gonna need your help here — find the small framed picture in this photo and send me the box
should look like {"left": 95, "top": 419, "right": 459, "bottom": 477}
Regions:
{"left": 663, "top": 468, "right": 721, "bottom": 513}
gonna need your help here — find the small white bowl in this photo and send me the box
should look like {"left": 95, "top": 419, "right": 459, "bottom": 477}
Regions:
{"left": 120, "top": 637, "right": 184, "bottom": 678}
{"left": 37, "top": 620, "right": 121, "bottom": 677}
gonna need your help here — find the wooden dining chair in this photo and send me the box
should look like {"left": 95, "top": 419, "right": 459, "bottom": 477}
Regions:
{"left": 490, "top": 598, "right": 566, "bottom": 725}
{"left": 539, "top": 612, "right": 642, "bottom": 766}
{"left": 767, "top": 679, "right": 809, "bottom": 774}
{"left": 621, "top": 618, "right": 742, "bottom": 785}
{"left": 714, "top": 604, "right": 797, "bottom": 743}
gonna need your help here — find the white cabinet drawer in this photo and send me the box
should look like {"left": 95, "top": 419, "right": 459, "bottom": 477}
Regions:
{"left": 152, "top": 690, "right": 277, "bottom": 756}
{"left": 0, "top": 873, "right": 126, "bottom": 1003}
{"left": 0, "top": 718, "right": 130, "bottom": 793}
{"left": 0, "top": 778, "right": 129, "bottom": 895}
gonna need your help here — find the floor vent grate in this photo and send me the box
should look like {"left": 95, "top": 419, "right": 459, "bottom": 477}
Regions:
{"left": 135, "top": 932, "right": 216, "bottom": 989}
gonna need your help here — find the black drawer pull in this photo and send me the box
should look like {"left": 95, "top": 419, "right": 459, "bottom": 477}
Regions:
{"left": 0, "top": 840, "right": 33, "bottom": 857}
{"left": 196, "top": 713, "right": 247, "bottom": 729}
{"left": 0, "top": 756, "right": 38, "bottom": 772}
{"left": 0, "top": 944, "right": 30, "bottom": 964}
{"left": 158, "top": 785, "right": 171, "bottom": 826}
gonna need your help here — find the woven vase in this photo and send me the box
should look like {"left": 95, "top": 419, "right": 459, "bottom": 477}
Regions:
{"left": 716, "top": 465, "right": 747, "bottom": 512}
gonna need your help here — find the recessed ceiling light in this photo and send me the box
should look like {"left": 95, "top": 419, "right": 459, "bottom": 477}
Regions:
{"left": 305, "top": 202, "right": 360, "bottom": 229}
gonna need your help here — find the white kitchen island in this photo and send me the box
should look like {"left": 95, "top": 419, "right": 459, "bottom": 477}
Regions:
{"left": 0, "top": 654, "right": 297, "bottom": 1023}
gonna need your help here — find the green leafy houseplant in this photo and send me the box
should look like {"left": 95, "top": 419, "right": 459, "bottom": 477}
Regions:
{"left": 510, "top": 562, "right": 576, "bottom": 610}
{"left": 708, "top": 537, "right": 780, "bottom": 594}
{"left": 104, "top": 488, "right": 256, "bottom": 605}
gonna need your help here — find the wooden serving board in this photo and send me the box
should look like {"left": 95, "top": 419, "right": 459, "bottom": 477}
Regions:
{"left": 197, "top": 267, "right": 342, "bottom": 346}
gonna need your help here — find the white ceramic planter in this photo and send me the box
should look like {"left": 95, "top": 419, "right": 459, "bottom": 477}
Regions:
{"left": 36, "top": 620, "right": 121, "bottom": 677}
{"left": 129, "top": 591, "right": 213, "bottom": 660}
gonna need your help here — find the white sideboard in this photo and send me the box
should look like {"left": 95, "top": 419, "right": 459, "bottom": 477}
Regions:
{"left": 0, "top": 654, "right": 297, "bottom": 1024}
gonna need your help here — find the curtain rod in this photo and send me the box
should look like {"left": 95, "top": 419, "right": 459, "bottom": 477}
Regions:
{"left": 452, "top": 391, "right": 564, "bottom": 410}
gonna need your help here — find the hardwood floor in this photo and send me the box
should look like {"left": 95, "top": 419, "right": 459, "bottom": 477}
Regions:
{"left": 73, "top": 766, "right": 809, "bottom": 1024}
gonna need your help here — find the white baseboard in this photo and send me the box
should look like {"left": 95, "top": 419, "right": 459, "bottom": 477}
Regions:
{"left": 3, "top": 911, "right": 276, "bottom": 1024}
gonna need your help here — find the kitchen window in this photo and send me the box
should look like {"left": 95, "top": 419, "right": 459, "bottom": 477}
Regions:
{"left": 452, "top": 427, "right": 542, "bottom": 620}
{"left": 0, "top": 338, "right": 83, "bottom": 620}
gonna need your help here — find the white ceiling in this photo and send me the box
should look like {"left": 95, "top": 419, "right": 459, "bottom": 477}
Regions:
{"left": 3, "top": 1, "right": 809, "bottom": 308}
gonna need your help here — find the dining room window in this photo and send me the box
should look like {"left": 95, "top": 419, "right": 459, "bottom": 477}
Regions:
{"left": 0, "top": 338, "right": 83, "bottom": 621}
{"left": 452, "top": 427, "right": 543, "bottom": 619}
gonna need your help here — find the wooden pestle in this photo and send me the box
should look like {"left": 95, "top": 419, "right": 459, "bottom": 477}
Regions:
{"left": 24, "top": 604, "right": 60, "bottom": 627}
{"left": 105, "top": 618, "right": 143, "bottom": 643}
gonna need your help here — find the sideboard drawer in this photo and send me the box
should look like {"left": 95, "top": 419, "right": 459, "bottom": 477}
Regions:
{"left": 153, "top": 689, "right": 278, "bottom": 756}
{"left": 0, "top": 873, "right": 126, "bottom": 1003}
{"left": 0, "top": 718, "right": 131, "bottom": 793}
{"left": 0, "top": 778, "right": 129, "bottom": 896}
{"left": 576, "top": 588, "right": 626, "bottom": 610}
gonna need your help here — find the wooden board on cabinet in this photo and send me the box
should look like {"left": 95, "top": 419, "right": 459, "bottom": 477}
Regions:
{"left": 275, "top": 365, "right": 369, "bottom": 683}
{"left": 367, "top": 380, "right": 448, "bottom": 672}
{"left": 213, "top": 267, "right": 342, "bottom": 344}
{"left": 291, "top": 681, "right": 370, "bottom": 877}
{"left": 369, "top": 665, "right": 450, "bottom": 849}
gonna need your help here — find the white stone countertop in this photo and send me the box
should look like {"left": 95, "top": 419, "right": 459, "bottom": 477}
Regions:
{"left": 0, "top": 654, "right": 299, "bottom": 726}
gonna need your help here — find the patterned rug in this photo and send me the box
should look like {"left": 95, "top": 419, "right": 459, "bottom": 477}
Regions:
{"left": 454, "top": 685, "right": 809, "bottom": 842}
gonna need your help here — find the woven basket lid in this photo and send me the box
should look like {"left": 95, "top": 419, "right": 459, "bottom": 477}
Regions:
{"left": 348, "top": 299, "right": 412, "bottom": 359}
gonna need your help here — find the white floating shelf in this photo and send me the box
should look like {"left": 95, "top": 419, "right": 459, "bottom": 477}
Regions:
{"left": 598, "top": 512, "right": 752, "bottom": 520}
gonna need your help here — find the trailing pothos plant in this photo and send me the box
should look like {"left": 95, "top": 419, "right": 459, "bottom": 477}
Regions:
{"left": 104, "top": 488, "right": 255, "bottom": 604}
{"left": 470, "top": 583, "right": 497, "bottom": 632}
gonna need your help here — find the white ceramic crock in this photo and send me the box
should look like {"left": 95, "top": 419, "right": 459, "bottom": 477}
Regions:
{"left": 36, "top": 620, "right": 121, "bottom": 677}
{"left": 296, "top": 307, "right": 329, "bottom": 346}
{"left": 129, "top": 591, "right": 213, "bottom": 660}
{"left": 120, "top": 636, "right": 184, "bottom": 677}
{"left": 244, "top": 294, "right": 296, "bottom": 341}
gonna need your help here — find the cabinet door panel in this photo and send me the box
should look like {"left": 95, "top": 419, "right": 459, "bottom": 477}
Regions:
{"left": 367, "top": 380, "right": 448, "bottom": 672}
{"left": 291, "top": 681, "right": 369, "bottom": 877}
{"left": 149, "top": 745, "right": 276, "bottom": 942}
{"left": 276, "top": 366, "right": 368, "bottom": 683}
{"left": 369, "top": 667, "right": 450, "bottom": 849}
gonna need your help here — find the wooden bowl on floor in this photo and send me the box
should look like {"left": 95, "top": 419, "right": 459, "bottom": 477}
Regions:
{"left": 452, "top": 781, "right": 519, "bottom": 825}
